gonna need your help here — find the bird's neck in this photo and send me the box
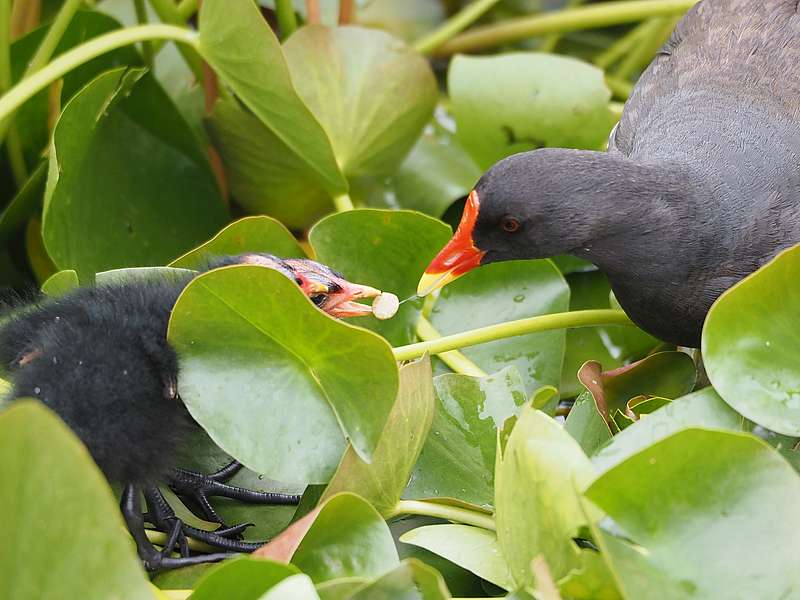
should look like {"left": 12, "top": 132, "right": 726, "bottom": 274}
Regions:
{"left": 550, "top": 150, "right": 705, "bottom": 272}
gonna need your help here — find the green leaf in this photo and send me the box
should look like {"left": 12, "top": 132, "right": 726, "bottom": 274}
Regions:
{"left": 564, "top": 392, "right": 613, "bottom": 457}
{"left": 321, "top": 357, "right": 435, "bottom": 515}
{"left": 41, "top": 269, "right": 79, "bottom": 297}
{"left": 316, "top": 578, "right": 371, "bottom": 600}
{"left": 42, "top": 68, "right": 227, "bottom": 280}
{"left": 198, "top": 0, "right": 346, "bottom": 196}
{"left": 400, "top": 524, "right": 515, "bottom": 591}
{"left": 496, "top": 406, "right": 595, "bottom": 588}
{"left": 206, "top": 98, "right": 335, "bottom": 230}
{"left": 429, "top": 260, "right": 570, "bottom": 394}
{"left": 406, "top": 367, "right": 527, "bottom": 507}
{"left": 259, "top": 574, "right": 321, "bottom": 600}
{"left": 0, "top": 401, "right": 153, "bottom": 600}
{"left": 168, "top": 266, "right": 398, "bottom": 483}
{"left": 348, "top": 559, "right": 451, "bottom": 600}
{"left": 703, "top": 244, "right": 800, "bottom": 435}
{"left": 357, "top": 0, "right": 446, "bottom": 41}
{"left": 10, "top": 10, "right": 141, "bottom": 164}
{"left": 95, "top": 266, "right": 195, "bottom": 286}
{"left": 591, "top": 387, "right": 744, "bottom": 473}
{"left": 171, "top": 216, "right": 306, "bottom": 268}
{"left": 448, "top": 53, "right": 616, "bottom": 169}
{"left": 352, "top": 127, "right": 482, "bottom": 218}
{"left": 586, "top": 429, "right": 800, "bottom": 599}
{"left": 291, "top": 493, "right": 399, "bottom": 583}
{"left": 557, "top": 549, "right": 621, "bottom": 600}
{"left": 0, "top": 161, "right": 46, "bottom": 248}
{"left": 284, "top": 26, "right": 436, "bottom": 179}
{"left": 310, "top": 209, "right": 451, "bottom": 345}
{"left": 577, "top": 352, "right": 696, "bottom": 429}
{"left": 561, "top": 271, "right": 660, "bottom": 398}
{"left": 189, "top": 557, "right": 299, "bottom": 600}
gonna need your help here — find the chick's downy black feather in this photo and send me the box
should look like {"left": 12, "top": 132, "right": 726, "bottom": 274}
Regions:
{"left": 0, "top": 275, "right": 194, "bottom": 484}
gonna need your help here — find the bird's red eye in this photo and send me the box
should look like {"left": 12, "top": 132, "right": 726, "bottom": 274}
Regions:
{"left": 501, "top": 217, "right": 520, "bottom": 233}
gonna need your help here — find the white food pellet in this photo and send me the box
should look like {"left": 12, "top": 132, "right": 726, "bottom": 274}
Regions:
{"left": 372, "top": 292, "right": 399, "bottom": 320}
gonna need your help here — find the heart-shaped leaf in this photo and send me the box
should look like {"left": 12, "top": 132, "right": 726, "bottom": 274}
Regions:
{"left": 496, "top": 406, "right": 595, "bottom": 588}
{"left": 0, "top": 401, "right": 153, "bottom": 600}
{"left": 321, "top": 357, "right": 435, "bottom": 515}
{"left": 189, "top": 557, "right": 299, "bottom": 600}
{"left": 310, "top": 209, "right": 451, "bottom": 345}
{"left": 42, "top": 68, "right": 227, "bottom": 280}
{"left": 564, "top": 392, "right": 613, "bottom": 457}
{"left": 260, "top": 574, "right": 321, "bottom": 600}
{"left": 171, "top": 216, "right": 305, "bottom": 269}
{"left": 449, "top": 53, "right": 616, "bottom": 169}
{"left": 284, "top": 25, "right": 436, "bottom": 179}
{"left": 585, "top": 429, "right": 800, "bottom": 598}
{"left": 198, "top": 0, "right": 346, "bottom": 197}
{"left": 291, "top": 493, "right": 399, "bottom": 583}
{"left": 348, "top": 559, "right": 451, "bottom": 600}
{"left": 703, "top": 244, "right": 800, "bottom": 435}
{"left": 400, "top": 524, "right": 515, "bottom": 591}
{"left": 168, "top": 265, "right": 398, "bottom": 483}
{"left": 405, "top": 367, "right": 527, "bottom": 507}
{"left": 428, "top": 260, "right": 570, "bottom": 395}
{"left": 41, "top": 269, "right": 79, "bottom": 297}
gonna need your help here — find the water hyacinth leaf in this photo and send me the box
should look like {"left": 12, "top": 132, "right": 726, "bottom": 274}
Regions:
{"left": 449, "top": 53, "right": 616, "bottom": 169}
{"left": 322, "top": 357, "right": 435, "bottom": 515}
{"left": 585, "top": 429, "right": 800, "bottom": 598}
{"left": 171, "top": 216, "right": 306, "bottom": 269}
{"left": 495, "top": 406, "right": 595, "bottom": 588}
{"left": 310, "top": 210, "right": 451, "bottom": 345}
{"left": 357, "top": 0, "right": 446, "bottom": 42}
{"left": 189, "top": 556, "right": 299, "bottom": 600}
{"left": 613, "top": 395, "right": 672, "bottom": 430}
{"left": 41, "top": 269, "right": 79, "bottom": 297}
{"left": 591, "top": 387, "right": 744, "bottom": 473}
{"left": 95, "top": 267, "right": 195, "bottom": 286}
{"left": 206, "top": 99, "right": 335, "bottom": 230}
{"left": 316, "top": 578, "right": 370, "bottom": 600}
{"left": 42, "top": 68, "right": 227, "bottom": 280}
{"left": 400, "top": 524, "right": 515, "bottom": 591}
{"left": 10, "top": 10, "right": 140, "bottom": 164}
{"left": 260, "top": 574, "right": 321, "bottom": 600}
{"left": 284, "top": 26, "right": 437, "bottom": 179}
{"left": 703, "top": 244, "right": 800, "bottom": 435}
{"left": 348, "top": 559, "right": 451, "bottom": 600}
{"left": 429, "top": 260, "right": 570, "bottom": 394}
{"left": 291, "top": 493, "right": 399, "bottom": 583}
{"left": 168, "top": 266, "right": 398, "bottom": 483}
{"left": 198, "top": 0, "right": 346, "bottom": 197}
{"left": 564, "top": 392, "right": 613, "bottom": 457}
{"left": 561, "top": 271, "right": 660, "bottom": 398}
{"left": 557, "top": 549, "right": 621, "bottom": 600}
{"left": 405, "top": 367, "right": 527, "bottom": 507}
{"left": 578, "top": 352, "right": 696, "bottom": 428}
{"left": 0, "top": 402, "right": 153, "bottom": 600}
{"left": 352, "top": 129, "right": 482, "bottom": 218}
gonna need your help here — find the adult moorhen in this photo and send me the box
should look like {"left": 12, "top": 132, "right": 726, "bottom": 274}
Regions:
{"left": 418, "top": 0, "right": 800, "bottom": 347}
{"left": 0, "top": 254, "right": 380, "bottom": 571}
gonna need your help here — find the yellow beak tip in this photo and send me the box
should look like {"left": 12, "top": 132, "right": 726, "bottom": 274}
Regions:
{"left": 417, "top": 271, "right": 453, "bottom": 297}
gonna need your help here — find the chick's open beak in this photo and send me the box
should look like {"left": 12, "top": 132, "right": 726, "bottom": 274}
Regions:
{"left": 417, "top": 190, "right": 485, "bottom": 296}
{"left": 323, "top": 280, "right": 381, "bottom": 318}
{"left": 284, "top": 258, "right": 380, "bottom": 318}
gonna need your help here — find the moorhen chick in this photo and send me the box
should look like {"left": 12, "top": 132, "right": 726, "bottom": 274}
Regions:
{"left": 0, "top": 254, "right": 380, "bottom": 571}
{"left": 418, "top": 0, "right": 800, "bottom": 347}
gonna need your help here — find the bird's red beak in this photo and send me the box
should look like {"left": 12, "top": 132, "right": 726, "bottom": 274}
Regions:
{"left": 417, "top": 190, "right": 485, "bottom": 296}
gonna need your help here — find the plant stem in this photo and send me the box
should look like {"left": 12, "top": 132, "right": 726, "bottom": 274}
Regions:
{"left": 433, "top": 0, "right": 697, "bottom": 55}
{"left": 392, "top": 499, "right": 495, "bottom": 531}
{"left": 25, "top": 0, "right": 82, "bottom": 75}
{"left": 417, "top": 316, "right": 487, "bottom": 377}
{"left": 0, "top": 0, "right": 10, "bottom": 91}
{"left": 414, "top": 0, "right": 502, "bottom": 55}
{"left": 0, "top": 24, "right": 198, "bottom": 131}
{"left": 539, "top": 0, "right": 586, "bottom": 53}
{"left": 306, "top": 0, "right": 321, "bottom": 25}
{"left": 594, "top": 18, "right": 652, "bottom": 69}
{"left": 338, "top": 0, "right": 355, "bottom": 25}
{"left": 176, "top": 0, "right": 199, "bottom": 21}
{"left": 393, "top": 309, "right": 633, "bottom": 361}
{"left": 6, "top": 125, "right": 27, "bottom": 186}
{"left": 605, "top": 75, "right": 633, "bottom": 100}
{"left": 134, "top": 0, "right": 155, "bottom": 71}
{"left": 333, "top": 193, "right": 354, "bottom": 212}
{"left": 275, "top": 0, "right": 298, "bottom": 39}
{"left": 614, "top": 15, "right": 679, "bottom": 80}
{"left": 147, "top": 0, "right": 203, "bottom": 80}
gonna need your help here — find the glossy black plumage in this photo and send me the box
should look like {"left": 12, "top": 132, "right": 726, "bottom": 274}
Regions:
{"left": 470, "top": 0, "right": 800, "bottom": 346}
